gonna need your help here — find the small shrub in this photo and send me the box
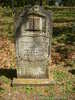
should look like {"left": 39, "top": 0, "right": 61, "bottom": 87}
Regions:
{"left": 0, "top": 76, "right": 10, "bottom": 84}
{"left": 0, "top": 87, "right": 5, "bottom": 93}
{"left": 53, "top": 70, "right": 68, "bottom": 82}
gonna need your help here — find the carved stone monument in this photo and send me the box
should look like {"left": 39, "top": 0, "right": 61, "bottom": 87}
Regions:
{"left": 13, "top": 5, "right": 53, "bottom": 84}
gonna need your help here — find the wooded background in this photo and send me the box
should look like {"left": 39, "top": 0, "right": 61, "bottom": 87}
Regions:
{"left": 0, "top": 0, "right": 75, "bottom": 7}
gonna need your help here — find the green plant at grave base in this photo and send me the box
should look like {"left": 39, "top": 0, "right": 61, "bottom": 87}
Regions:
{"left": 61, "top": 80, "right": 73, "bottom": 97}
{"left": 24, "top": 86, "right": 34, "bottom": 95}
{"left": 0, "top": 87, "right": 5, "bottom": 94}
{"left": 48, "top": 84, "right": 55, "bottom": 99}
{"left": 12, "top": 85, "right": 17, "bottom": 91}
{"left": 53, "top": 68, "right": 74, "bottom": 97}
{"left": 0, "top": 76, "right": 10, "bottom": 84}
{"left": 49, "top": 96, "right": 54, "bottom": 100}
{"left": 65, "top": 81, "right": 73, "bottom": 96}
{"left": 53, "top": 70, "right": 68, "bottom": 82}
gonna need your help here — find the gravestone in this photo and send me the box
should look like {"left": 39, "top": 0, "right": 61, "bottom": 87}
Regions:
{"left": 13, "top": 5, "right": 53, "bottom": 84}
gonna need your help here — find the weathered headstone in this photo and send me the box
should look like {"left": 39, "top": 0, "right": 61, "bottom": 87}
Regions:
{"left": 13, "top": 5, "right": 53, "bottom": 84}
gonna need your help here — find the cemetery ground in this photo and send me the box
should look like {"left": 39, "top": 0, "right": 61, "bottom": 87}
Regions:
{"left": 0, "top": 6, "right": 75, "bottom": 99}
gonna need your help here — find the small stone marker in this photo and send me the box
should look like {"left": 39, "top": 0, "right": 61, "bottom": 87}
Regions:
{"left": 13, "top": 5, "right": 53, "bottom": 84}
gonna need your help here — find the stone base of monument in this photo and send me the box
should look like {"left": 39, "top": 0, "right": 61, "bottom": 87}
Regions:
{"left": 13, "top": 78, "right": 54, "bottom": 85}
{"left": 13, "top": 62, "right": 55, "bottom": 85}
{"left": 13, "top": 66, "right": 55, "bottom": 85}
{"left": 13, "top": 70, "right": 54, "bottom": 85}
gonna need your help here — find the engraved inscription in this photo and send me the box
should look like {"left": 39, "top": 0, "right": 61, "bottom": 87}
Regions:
{"left": 16, "top": 35, "right": 49, "bottom": 78}
{"left": 18, "top": 36, "right": 49, "bottom": 61}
